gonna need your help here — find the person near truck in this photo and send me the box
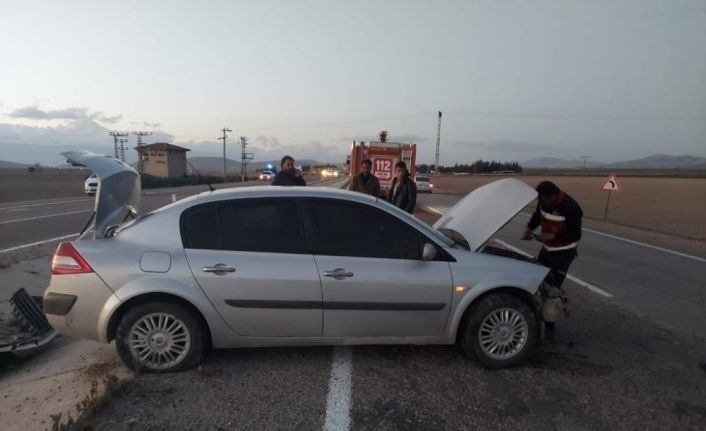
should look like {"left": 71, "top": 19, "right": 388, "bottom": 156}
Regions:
{"left": 349, "top": 159, "right": 381, "bottom": 197}
{"left": 271, "top": 155, "right": 306, "bottom": 186}
{"left": 522, "top": 180, "right": 583, "bottom": 340}
{"left": 387, "top": 161, "right": 417, "bottom": 214}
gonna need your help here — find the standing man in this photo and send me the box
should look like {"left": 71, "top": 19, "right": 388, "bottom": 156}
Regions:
{"left": 349, "top": 159, "right": 381, "bottom": 197}
{"left": 387, "top": 161, "right": 417, "bottom": 213}
{"left": 522, "top": 180, "right": 583, "bottom": 340}
{"left": 272, "top": 155, "right": 306, "bottom": 186}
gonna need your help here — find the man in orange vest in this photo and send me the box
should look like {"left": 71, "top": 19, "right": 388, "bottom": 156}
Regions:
{"left": 522, "top": 180, "right": 583, "bottom": 340}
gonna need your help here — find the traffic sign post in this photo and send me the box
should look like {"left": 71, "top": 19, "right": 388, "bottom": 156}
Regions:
{"left": 600, "top": 173, "right": 621, "bottom": 219}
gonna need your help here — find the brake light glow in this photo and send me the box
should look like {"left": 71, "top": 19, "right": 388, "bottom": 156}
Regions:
{"left": 51, "top": 242, "right": 94, "bottom": 275}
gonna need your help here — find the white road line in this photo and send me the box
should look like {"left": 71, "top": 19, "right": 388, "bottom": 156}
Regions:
{"left": 324, "top": 346, "right": 353, "bottom": 431}
{"left": 0, "top": 233, "right": 79, "bottom": 254}
{"left": 425, "top": 206, "right": 446, "bottom": 216}
{"left": 424, "top": 205, "right": 705, "bottom": 263}
{"left": 0, "top": 198, "right": 91, "bottom": 211}
{"left": 492, "top": 239, "right": 614, "bottom": 298}
{"left": 0, "top": 209, "right": 92, "bottom": 225}
{"left": 515, "top": 212, "right": 706, "bottom": 264}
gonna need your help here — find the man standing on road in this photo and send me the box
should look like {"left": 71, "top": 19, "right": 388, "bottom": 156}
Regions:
{"left": 387, "top": 161, "right": 417, "bottom": 213}
{"left": 522, "top": 180, "right": 583, "bottom": 340}
{"left": 349, "top": 159, "right": 381, "bottom": 197}
{"left": 271, "top": 155, "right": 306, "bottom": 186}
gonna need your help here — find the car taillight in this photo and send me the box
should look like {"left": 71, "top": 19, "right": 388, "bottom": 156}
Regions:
{"left": 51, "top": 242, "right": 94, "bottom": 275}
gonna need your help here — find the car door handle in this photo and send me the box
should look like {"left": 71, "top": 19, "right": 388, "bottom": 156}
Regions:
{"left": 323, "top": 268, "right": 354, "bottom": 278}
{"left": 202, "top": 264, "right": 236, "bottom": 275}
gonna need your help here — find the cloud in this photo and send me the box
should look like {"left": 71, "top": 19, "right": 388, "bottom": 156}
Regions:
{"left": 456, "top": 140, "right": 554, "bottom": 152}
{"left": 98, "top": 113, "right": 122, "bottom": 124}
{"left": 7, "top": 105, "right": 123, "bottom": 125}
{"left": 178, "top": 136, "right": 346, "bottom": 163}
{"left": 0, "top": 117, "right": 174, "bottom": 165}
{"left": 144, "top": 121, "right": 161, "bottom": 127}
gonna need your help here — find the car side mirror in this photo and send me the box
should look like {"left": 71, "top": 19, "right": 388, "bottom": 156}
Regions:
{"left": 422, "top": 243, "right": 437, "bottom": 261}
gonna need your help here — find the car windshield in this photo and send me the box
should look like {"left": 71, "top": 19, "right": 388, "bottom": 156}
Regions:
{"left": 376, "top": 197, "right": 453, "bottom": 246}
{"left": 416, "top": 177, "right": 430, "bottom": 182}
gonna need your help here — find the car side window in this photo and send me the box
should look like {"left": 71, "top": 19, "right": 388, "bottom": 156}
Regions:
{"left": 218, "top": 198, "right": 306, "bottom": 254}
{"left": 180, "top": 198, "right": 306, "bottom": 254}
{"left": 308, "top": 198, "right": 421, "bottom": 259}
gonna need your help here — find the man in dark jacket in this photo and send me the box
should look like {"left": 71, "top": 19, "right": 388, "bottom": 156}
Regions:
{"left": 271, "top": 155, "right": 306, "bottom": 186}
{"left": 349, "top": 159, "right": 381, "bottom": 197}
{"left": 522, "top": 180, "right": 583, "bottom": 340}
{"left": 387, "top": 161, "right": 416, "bottom": 213}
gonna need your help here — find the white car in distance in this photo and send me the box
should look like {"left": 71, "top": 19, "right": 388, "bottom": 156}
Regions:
{"left": 84, "top": 173, "right": 99, "bottom": 196}
{"left": 259, "top": 170, "right": 274, "bottom": 181}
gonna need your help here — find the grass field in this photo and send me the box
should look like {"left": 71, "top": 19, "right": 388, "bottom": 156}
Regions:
{"left": 433, "top": 175, "right": 706, "bottom": 241}
{"left": 0, "top": 168, "right": 88, "bottom": 202}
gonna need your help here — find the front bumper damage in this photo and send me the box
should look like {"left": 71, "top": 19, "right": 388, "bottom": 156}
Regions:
{"left": 0, "top": 288, "right": 59, "bottom": 353}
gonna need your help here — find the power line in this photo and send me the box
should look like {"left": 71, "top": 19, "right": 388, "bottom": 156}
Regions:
{"left": 580, "top": 155, "right": 591, "bottom": 169}
{"left": 219, "top": 127, "right": 232, "bottom": 180}
{"left": 132, "top": 131, "right": 152, "bottom": 174}
{"left": 434, "top": 111, "right": 442, "bottom": 172}
{"left": 118, "top": 138, "right": 129, "bottom": 162}
{"left": 230, "top": 112, "right": 433, "bottom": 132}
{"left": 445, "top": 111, "right": 705, "bottom": 121}
{"left": 109, "top": 131, "right": 129, "bottom": 159}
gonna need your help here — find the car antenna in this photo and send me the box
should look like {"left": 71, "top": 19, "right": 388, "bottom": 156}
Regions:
{"left": 185, "top": 159, "right": 215, "bottom": 192}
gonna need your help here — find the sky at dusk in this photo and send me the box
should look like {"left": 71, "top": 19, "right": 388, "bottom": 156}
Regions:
{"left": 1, "top": 0, "right": 704, "bottom": 166}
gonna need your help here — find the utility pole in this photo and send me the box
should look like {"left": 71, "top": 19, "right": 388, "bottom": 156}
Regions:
{"left": 434, "top": 111, "right": 442, "bottom": 173}
{"left": 239, "top": 136, "right": 253, "bottom": 182}
{"left": 132, "top": 131, "right": 152, "bottom": 174}
{"left": 219, "top": 127, "right": 232, "bottom": 181}
{"left": 580, "top": 155, "right": 591, "bottom": 169}
{"left": 109, "top": 131, "right": 129, "bottom": 159}
{"left": 118, "top": 138, "right": 129, "bottom": 162}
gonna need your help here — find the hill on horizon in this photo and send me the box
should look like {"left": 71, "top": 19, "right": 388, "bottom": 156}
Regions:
{"left": 523, "top": 154, "right": 706, "bottom": 169}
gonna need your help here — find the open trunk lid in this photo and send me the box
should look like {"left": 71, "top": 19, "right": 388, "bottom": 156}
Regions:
{"left": 62, "top": 150, "right": 140, "bottom": 239}
{"left": 433, "top": 178, "right": 537, "bottom": 251}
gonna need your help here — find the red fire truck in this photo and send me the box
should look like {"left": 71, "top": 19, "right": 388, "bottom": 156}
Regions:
{"left": 348, "top": 131, "right": 416, "bottom": 198}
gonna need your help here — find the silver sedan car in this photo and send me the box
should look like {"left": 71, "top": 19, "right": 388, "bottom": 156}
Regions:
{"left": 44, "top": 151, "right": 549, "bottom": 373}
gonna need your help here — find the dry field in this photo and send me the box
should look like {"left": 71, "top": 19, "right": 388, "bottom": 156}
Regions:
{"left": 433, "top": 175, "right": 706, "bottom": 241}
{"left": 0, "top": 168, "right": 89, "bottom": 202}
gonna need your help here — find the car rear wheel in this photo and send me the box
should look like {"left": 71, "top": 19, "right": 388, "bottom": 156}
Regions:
{"left": 459, "top": 293, "right": 537, "bottom": 368}
{"left": 115, "top": 302, "right": 204, "bottom": 373}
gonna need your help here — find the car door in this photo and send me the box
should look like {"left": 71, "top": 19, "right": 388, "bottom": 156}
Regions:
{"left": 304, "top": 197, "right": 453, "bottom": 338}
{"left": 182, "top": 197, "right": 322, "bottom": 337}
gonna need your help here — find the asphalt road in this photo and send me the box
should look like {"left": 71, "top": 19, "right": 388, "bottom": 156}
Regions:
{"left": 2, "top": 181, "right": 706, "bottom": 430}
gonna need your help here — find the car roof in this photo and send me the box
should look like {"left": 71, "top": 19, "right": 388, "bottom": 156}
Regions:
{"left": 163, "top": 186, "right": 378, "bottom": 210}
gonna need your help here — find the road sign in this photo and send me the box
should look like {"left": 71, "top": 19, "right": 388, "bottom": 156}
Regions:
{"left": 601, "top": 174, "right": 621, "bottom": 192}
{"left": 373, "top": 157, "right": 394, "bottom": 181}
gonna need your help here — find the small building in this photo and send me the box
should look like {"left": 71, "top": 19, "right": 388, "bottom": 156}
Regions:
{"left": 135, "top": 143, "right": 190, "bottom": 178}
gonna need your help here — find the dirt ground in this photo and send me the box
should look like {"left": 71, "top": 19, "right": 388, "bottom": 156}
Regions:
{"left": 433, "top": 175, "right": 706, "bottom": 241}
{"left": 0, "top": 168, "right": 89, "bottom": 202}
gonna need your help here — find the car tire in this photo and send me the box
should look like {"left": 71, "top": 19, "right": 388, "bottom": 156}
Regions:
{"left": 115, "top": 302, "right": 205, "bottom": 373}
{"left": 459, "top": 293, "right": 537, "bottom": 369}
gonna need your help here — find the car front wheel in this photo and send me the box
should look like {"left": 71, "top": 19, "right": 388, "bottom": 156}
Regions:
{"left": 459, "top": 293, "right": 537, "bottom": 368}
{"left": 115, "top": 302, "right": 204, "bottom": 373}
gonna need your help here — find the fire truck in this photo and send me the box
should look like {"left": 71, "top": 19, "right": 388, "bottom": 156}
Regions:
{"left": 348, "top": 131, "right": 416, "bottom": 198}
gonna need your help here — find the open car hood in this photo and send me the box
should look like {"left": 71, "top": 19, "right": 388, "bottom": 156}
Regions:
{"left": 62, "top": 151, "right": 140, "bottom": 239}
{"left": 433, "top": 178, "right": 537, "bottom": 251}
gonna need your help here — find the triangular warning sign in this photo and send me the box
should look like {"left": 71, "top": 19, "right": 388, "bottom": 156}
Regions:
{"left": 601, "top": 174, "right": 621, "bottom": 192}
